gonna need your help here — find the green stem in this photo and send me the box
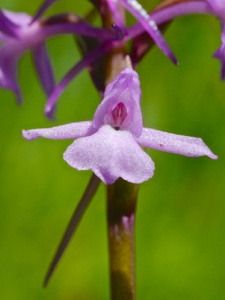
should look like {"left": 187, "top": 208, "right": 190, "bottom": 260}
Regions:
{"left": 99, "top": 1, "right": 139, "bottom": 298}
{"left": 107, "top": 179, "right": 139, "bottom": 300}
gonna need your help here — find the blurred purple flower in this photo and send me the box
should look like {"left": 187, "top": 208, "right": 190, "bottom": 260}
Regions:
{"left": 23, "top": 68, "right": 217, "bottom": 184}
{"left": 207, "top": 0, "right": 225, "bottom": 79}
{"left": 213, "top": 24, "right": 225, "bottom": 80}
{"left": 0, "top": 9, "right": 55, "bottom": 103}
{"left": 0, "top": 7, "right": 118, "bottom": 104}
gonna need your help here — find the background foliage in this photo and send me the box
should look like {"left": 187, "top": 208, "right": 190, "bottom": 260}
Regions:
{"left": 0, "top": 1, "right": 224, "bottom": 299}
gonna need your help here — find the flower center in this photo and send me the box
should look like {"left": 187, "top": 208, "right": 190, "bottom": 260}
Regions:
{"left": 111, "top": 102, "right": 128, "bottom": 129}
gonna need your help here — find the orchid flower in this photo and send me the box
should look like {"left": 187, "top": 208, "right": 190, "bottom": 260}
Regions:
{"left": 0, "top": 8, "right": 118, "bottom": 104}
{"left": 0, "top": 9, "right": 54, "bottom": 103}
{"left": 23, "top": 68, "right": 217, "bottom": 184}
{"left": 43, "top": 0, "right": 222, "bottom": 116}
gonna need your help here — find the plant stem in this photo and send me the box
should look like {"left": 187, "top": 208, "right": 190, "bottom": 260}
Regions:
{"left": 107, "top": 179, "right": 139, "bottom": 300}
{"left": 99, "top": 2, "right": 139, "bottom": 298}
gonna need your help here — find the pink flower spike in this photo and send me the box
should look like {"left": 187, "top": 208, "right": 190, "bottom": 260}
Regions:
{"left": 23, "top": 68, "right": 217, "bottom": 185}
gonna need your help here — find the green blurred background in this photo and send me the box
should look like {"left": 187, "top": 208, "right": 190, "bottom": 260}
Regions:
{"left": 0, "top": 1, "right": 225, "bottom": 299}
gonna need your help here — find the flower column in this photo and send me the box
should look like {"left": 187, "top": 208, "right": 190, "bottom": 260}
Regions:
{"left": 99, "top": 1, "right": 138, "bottom": 299}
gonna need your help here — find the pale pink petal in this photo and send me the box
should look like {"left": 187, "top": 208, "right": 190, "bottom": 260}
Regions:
{"left": 103, "top": 68, "right": 141, "bottom": 104}
{"left": 63, "top": 125, "right": 155, "bottom": 184}
{"left": 93, "top": 68, "right": 143, "bottom": 137}
{"left": 1, "top": 10, "right": 31, "bottom": 26}
{"left": 22, "top": 121, "right": 94, "bottom": 140}
{"left": 137, "top": 128, "right": 218, "bottom": 159}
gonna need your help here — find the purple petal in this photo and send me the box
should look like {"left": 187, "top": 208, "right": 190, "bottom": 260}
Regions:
{"left": 213, "top": 23, "right": 225, "bottom": 80}
{"left": 103, "top": 67, "right": 140, "bottom": 102}
{"left": 31, "top": 0, "right": 59, "bottom": 24}
{"left": 93, "top": 68, "right": 143, "bottom": 137}
{"left": 0, "top": 10, "right": 33, "bottom": 103}
{"left": 213, "top": 46, "right": 225, "bottom": 80}
{"left": 44, "top": 41, "right": 113, "bottom": 118}
{"left": 207, "top": 0, "right": 225, "bottom": 17}
{"left": 119, "top": 0, "right": 178, "bottom": 64}
{"left": 137, "top": 128, "right": 218, "bottom": 159}
{"left": 22, "top": 121, "right": 95, "bottom": 141}
{"left": 75, "top": 35, "right": 105, "bottom": 96}
{"left": 126, "top": 2, "right": 211, "bottom": 42}
{"left": 130, "top": 22, "right": 170, "bottom": 67}
{"left": 0, "top": 10, "right": 19, "bottom": 37}
{"left": 63, "top": 125, "right": 155, "bottom": 184}
{"left": 0, "top": 14, "right": 34, "bottom": 101}
{"left": 1, "top": 10, "right": 31, "bottom": 27}
{"left": 32, "top": 43, "right": 55, "bottom": 95}
{"left": 41, "top": 15, "right": 119, "bottom": 41}
{"left": 0, "top": 48, "right": 22, "bottom": 103}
